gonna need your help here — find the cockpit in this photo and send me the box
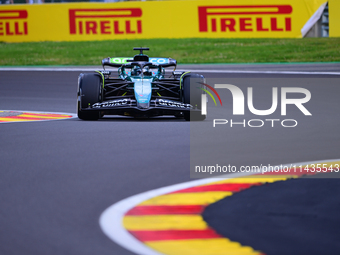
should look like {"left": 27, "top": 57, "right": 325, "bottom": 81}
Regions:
{"left": 130, "top": 66, "right": 154, "bottom": 77}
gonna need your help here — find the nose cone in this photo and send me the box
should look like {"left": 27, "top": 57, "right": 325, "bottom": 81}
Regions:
{"left": 133, "top": 78, "right": 152, "bottom": 109}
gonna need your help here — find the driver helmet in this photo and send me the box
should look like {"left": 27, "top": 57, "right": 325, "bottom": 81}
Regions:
{"left": 143, "top": 66, "right": 152, "bottom": 76}
{"left": 131, "top": 66, "right": 142, "bottom": 76}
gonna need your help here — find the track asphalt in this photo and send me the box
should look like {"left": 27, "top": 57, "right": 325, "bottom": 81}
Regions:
{"left": 0, "top": 63, "right": 339, "bottom": 255}
{"left": 204, "top": 177, "right": 340, "bottom": 255}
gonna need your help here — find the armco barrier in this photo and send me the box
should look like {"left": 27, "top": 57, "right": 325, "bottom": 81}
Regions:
{"left": 0, "top": 0, "right": 338, "bottom": 43}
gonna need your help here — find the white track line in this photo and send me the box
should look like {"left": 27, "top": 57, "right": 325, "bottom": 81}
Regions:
{"left": 99, "top": 158, "right": 340, "bottom": 255}
{"left": 0, "top": 67, "right": 339, "bottom": 75}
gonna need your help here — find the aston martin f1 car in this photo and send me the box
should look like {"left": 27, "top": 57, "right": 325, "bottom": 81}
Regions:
{"left": 77, "top": 47, "right": 206, "bottom": 121}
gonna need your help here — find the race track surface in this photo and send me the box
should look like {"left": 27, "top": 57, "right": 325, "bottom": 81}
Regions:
{"left": 203, "top": 178, "right": 340, "bottom": 255}
{"left": 0, "top": 63, "right": 339, "bottom": 255}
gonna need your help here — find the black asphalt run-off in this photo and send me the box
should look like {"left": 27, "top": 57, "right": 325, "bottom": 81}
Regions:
{"left": 203, "top": 178, "right": 340, "bottom": 255}
{"left": 0, "top": 63, "right": 339, "bottom": 255}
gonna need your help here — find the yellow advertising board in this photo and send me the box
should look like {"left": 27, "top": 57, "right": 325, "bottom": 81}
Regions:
{"left": 0, "top": 0, "right": 336, "bottom": 43}
{"left": 329, "top": 0, "right": 340, "bottom": 37}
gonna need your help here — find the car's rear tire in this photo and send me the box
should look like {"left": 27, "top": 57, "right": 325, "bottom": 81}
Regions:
{"left": 182, "top": 73, "right": 206, "bottom": 121}
{"left": 77, "top": 73, "right": 102, "bottom": 120}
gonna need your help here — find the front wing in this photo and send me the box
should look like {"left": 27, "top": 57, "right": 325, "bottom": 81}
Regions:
{"left": 80, "top": 98, "right": 199, "bottom": 117}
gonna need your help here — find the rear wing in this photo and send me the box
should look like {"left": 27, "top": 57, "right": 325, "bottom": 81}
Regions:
{"left": 102, "top": 57, "right": 177, "bottom": 68}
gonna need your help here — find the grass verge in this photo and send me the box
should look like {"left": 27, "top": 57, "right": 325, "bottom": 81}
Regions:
{"left": 0, "top": 38, "right": 339, "bottom": 66}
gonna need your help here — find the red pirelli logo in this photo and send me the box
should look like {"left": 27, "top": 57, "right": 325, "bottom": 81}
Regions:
{"left": 69, "top": 8, "right": 142, "bottom": 35}
{"left": 0, "top": 10, "right": 28, "bottom": 36}
{"left": 198, "top": 5, "right": 293, "bottom": 33}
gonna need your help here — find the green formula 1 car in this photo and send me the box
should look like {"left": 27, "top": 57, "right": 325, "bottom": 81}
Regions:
{"left": 77, "top": 47, "right": 206, "bottom": 121}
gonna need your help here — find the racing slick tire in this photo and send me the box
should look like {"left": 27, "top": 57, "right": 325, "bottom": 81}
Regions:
{"left": 77, "top": 73, "right": 103, "bottom": 120}
{"left": 182, "top": 73, "right": 206, "bottom": 121}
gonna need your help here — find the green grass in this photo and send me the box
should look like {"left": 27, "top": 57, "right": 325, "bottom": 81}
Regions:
{"left": 0, "top": 38, "right": 339, "bottom": 66}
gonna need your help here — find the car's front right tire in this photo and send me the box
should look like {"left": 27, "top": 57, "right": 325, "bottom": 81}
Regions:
{"left": 77, "top": 73, "right": 102, "bottom": 120}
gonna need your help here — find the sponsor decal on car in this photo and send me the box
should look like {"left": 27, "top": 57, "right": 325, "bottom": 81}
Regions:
{"left": 110, "top": 57, "right": 169, "bottom": 65}
{"left": 92, "top": 99, "right": 130, "bottom": 108}
{"left": 156, "top": 99, "right": 192, "bottom": 109}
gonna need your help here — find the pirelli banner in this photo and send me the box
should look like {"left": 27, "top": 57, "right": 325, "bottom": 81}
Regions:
{"left": 0, "top": 0, "right": 339, "bottom": 43}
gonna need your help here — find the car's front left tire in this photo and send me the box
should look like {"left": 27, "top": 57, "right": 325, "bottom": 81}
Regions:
{"left": 182, "top": 73, "right": 206, "bottom": 121}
